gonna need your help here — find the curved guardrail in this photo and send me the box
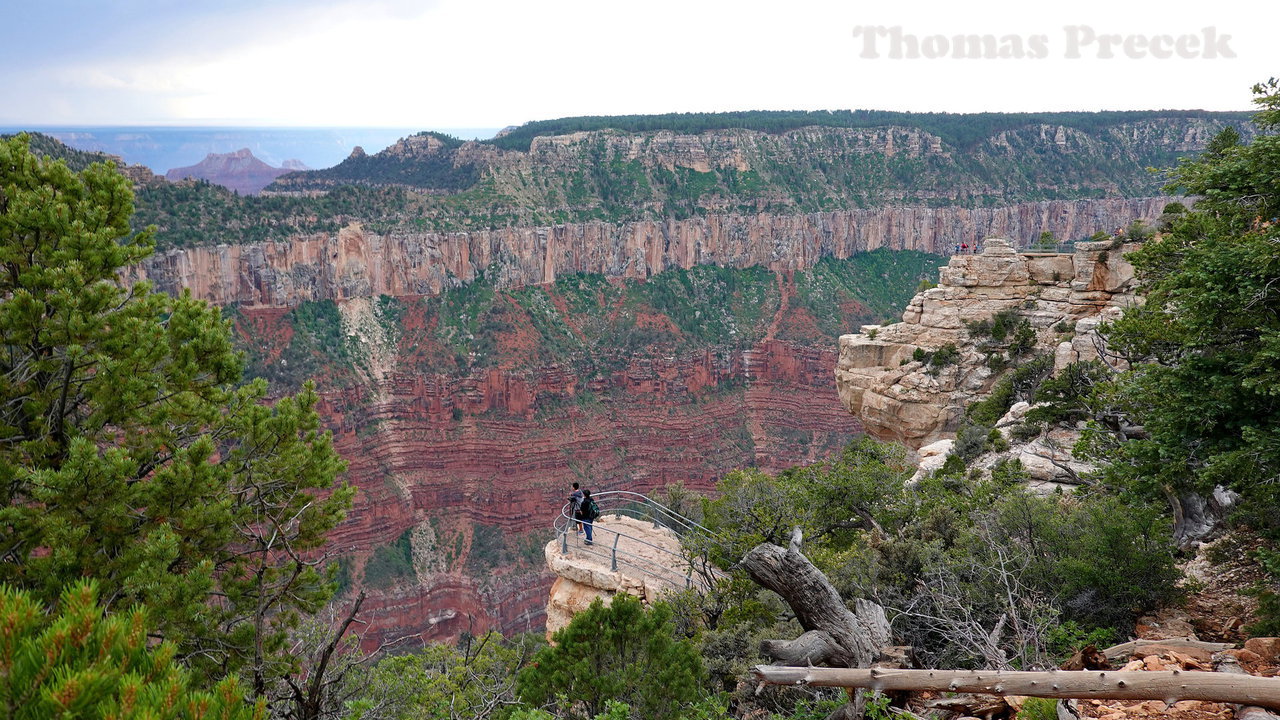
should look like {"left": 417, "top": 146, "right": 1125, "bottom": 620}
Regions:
{"left": 554, "top": 490, "right": 719, "bottom": 592}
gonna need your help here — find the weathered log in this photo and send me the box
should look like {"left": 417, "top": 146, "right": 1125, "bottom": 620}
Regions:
{"left": 741, "top": 541, "right": 890, "bottom": 668}
{"left": 751, "top": 666, "right": 1280, "bottom": 712}
{"left": 1101, "top": 638, "right": 1234, "bottom": 663}
{"left": 1167, "top": 487, "right": 1239, "bottom": 550}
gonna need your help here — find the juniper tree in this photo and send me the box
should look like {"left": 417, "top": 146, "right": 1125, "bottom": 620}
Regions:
{"left": 517, "top": 595, "right": 707, "bottom": 720}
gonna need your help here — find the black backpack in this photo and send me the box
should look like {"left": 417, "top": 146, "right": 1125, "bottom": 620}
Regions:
{"left": 585, "top": 498, "right": 600, "bottom": 522}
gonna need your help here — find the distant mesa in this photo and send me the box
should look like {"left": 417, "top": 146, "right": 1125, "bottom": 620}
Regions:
{"left": 165, "top": 148, "right": 299, "bottom": 195}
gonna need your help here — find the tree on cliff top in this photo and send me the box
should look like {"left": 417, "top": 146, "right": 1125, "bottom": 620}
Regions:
{"left": 1100, "top": 80, "right": 1280, "bottom": 518}
{"left": 0, "top": 133, "right": 354, "bottom": 700}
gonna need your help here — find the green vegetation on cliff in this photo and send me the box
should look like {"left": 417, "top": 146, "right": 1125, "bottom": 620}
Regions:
{"left": 240, "top": 249, "right": 941, "bottom": 391}
{"left": 289, "top": 131, "right": 479, "bottom": 189}
{"left": 134, "top": 180, "right": 410, "bottom": 247}
{"left": 1082, "top": 80, "right": 1280, "bottom": 631}
{"left": 486, "top": 109, "right": 1250, "bottom": 153}
{"left": 81, "top": 109, "right": 1249, "bottom": 249}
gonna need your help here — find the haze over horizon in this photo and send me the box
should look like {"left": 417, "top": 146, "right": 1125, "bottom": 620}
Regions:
{"left": 2, "top": 0, "right": 1270, "bottom": 130}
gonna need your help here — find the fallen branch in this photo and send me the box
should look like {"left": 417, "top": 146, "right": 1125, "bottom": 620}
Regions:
{"left": 1101, "top": 638, "right": 1234, "bottom": 663}
{"left": 751, "top": 666, "right": 1280, "bottom": 712}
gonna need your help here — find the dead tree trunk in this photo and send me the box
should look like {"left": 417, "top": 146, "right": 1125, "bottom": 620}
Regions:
{"left": 740, "top": 539, "right": 890, "bottom": 669}
{"left": 751, "top": 666, "right": 1280, "bottom": 712}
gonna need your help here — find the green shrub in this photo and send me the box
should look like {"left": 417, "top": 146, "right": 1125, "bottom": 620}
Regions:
{"left": 966, "top": 355, "right": 1053, "bottom": 428}
{"left": 1019, "top": 697, "right": 1060, "bottom": 720}
{"left": 1246, "top": 548, "right": 1280, "bottom": 636}
{"left": 1045, "top": 620, "right": 1118, "bottom": 661}
{"left": 364, "top": 529, "right": 415, "bottom": 588}
{"left": 988, "top": 428, "right": 1010, "bottom": 453}
{"left": 929, "top": 343, "right": 961, "bottom": 370}
{"left": 965, "top": 309, "right": 1022, "bottom": 341}
{"left": 990, "top": 309, "right": 1021, "bottom": 341}
{"left": 1011, "top": 421, "right": 1044, "bottom": 442}
{"left": 1008, "top": 320, "right": 1037, "bottom": 357}
{"left": 989, "top": 494, "right": 1181, "bottom": 629}
{"left": 1027, "top": 361, "right": 1111, "bottom": 427}
{"left": 954, "top": 423, "right": 991, "bottom": 462}
{"left": 518, "top": 595, "right": 707, "bottom": 720}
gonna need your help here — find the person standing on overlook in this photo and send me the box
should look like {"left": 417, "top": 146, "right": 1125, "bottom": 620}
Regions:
{"left": 569, "top": 482, "right": 584, "bottom": 534}
{"left": 579, "top": 489, "right": 600, "bottom": 545}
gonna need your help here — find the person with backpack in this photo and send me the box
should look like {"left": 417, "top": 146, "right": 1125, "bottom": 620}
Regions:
{"left": 579, "top": 489, "right": 600, "bottom": 545}
{"left": 568, "top": 482, "right": 584, "bottom": 534}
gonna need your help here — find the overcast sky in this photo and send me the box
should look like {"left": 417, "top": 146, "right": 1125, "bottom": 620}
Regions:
{"left": 1, "top": 0, "right": 1272, "bottom": 129}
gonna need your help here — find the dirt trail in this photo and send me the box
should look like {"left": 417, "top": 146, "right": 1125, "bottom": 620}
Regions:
{"left": 763, "top": 270, "right": 793, "bottom": 342}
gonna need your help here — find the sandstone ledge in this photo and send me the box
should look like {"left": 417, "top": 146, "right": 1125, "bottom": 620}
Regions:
{"left": 836, "top": 238, "right": 1141, "bottom": 451}
{"left": 543, "top": 514, "right": 698, "bottom": 637}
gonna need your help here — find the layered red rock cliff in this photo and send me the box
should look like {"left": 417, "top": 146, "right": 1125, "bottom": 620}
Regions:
{"left": 232, "top": 289, "right": 863, "bottom": 648}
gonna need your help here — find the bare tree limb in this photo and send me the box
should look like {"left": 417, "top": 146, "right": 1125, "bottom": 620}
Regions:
{"left": 752, "top": 666, "right": 1280, "bottom": 711}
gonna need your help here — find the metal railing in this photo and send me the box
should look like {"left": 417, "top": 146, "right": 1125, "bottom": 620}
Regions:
{"left": 554, "top": 491, "right": 719, "bottom": 592}
{"left": 1017, "top": 242, "right": 1077, "bottom": 255}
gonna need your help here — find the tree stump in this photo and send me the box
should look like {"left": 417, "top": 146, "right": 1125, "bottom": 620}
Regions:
{"left": 740, "top": 539, "right": 891, "bottom": 669}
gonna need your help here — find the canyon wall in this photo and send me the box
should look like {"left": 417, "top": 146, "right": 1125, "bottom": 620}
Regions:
{"left": 234, "top": 277, "right": 867, "bottom": 647}
{"left": 137, "top": 198, "right": 1169, "bottom": 308}
{"left": 153, "top": 191, "right": 1171, "bottom": 647}
{"left": 305, "top": 341, "right": 860, "bottom": 647}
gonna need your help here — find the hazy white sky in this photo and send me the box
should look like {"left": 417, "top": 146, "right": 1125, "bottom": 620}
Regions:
{"left": 1, "top": 0, "right": 1272, "bottom": 128}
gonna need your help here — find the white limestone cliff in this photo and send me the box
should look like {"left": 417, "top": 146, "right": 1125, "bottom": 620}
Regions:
{"left": 835, "top": 238, "right": 1142, "bottom": 484}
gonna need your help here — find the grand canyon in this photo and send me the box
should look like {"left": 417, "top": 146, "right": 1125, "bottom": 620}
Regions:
{"left": 28, "top": 111, "right": 1248, "bottom": 646}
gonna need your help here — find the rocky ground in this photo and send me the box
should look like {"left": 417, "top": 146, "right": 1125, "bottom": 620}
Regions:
{"left": 906, "top": 535, "right": 1280, "bottom": 720}
{"left": 1067, "top": 535, "right": 1278, "bottom": 720}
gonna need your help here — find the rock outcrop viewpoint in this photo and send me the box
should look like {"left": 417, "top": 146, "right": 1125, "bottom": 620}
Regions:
{"left": 543, "top": 514, "right": 704, "bottom": 637}
{"left": 836, "top": 238, "right": 1141, "bottom": 457}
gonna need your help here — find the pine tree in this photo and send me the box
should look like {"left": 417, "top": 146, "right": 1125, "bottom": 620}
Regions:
{"left": 0, "top": 580, "right": 263, "bottom": 719}
{"left": 0, "top": 133, "right": 354, "bottom": 691}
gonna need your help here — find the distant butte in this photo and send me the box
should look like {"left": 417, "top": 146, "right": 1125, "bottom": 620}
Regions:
{"left": 165, "top": 148, "right": 301, "bottom": 195}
